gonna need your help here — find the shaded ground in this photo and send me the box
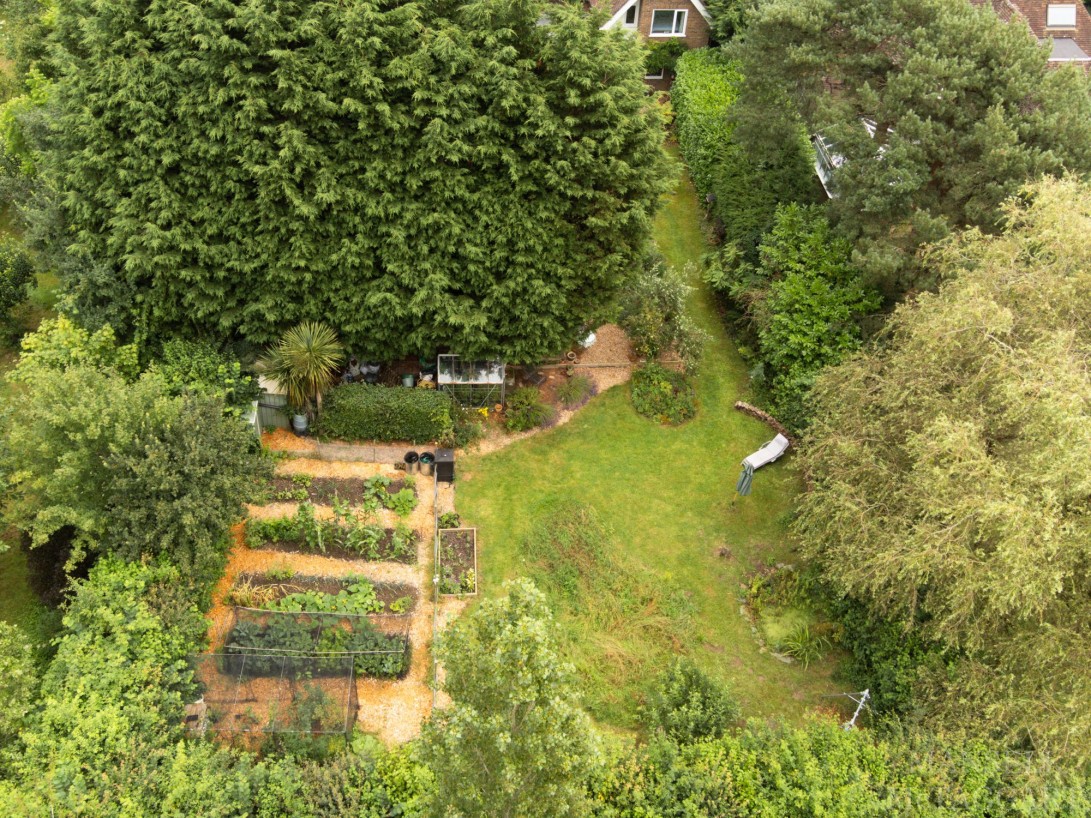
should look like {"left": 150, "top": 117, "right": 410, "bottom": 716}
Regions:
{"left": 457, "top": 157, "right": 844, "bottom": 729}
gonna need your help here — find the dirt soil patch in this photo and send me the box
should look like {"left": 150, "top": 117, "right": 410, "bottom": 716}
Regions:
{"left": 267, "top": 476, "right": 409, "bottom": 505}
{"left": 439, "top": 529, "right": 476, "bottom": 595}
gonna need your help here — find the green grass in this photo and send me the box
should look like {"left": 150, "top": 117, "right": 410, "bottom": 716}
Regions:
{"left": 458, "top": 156, "right": 841, "bottom": 730}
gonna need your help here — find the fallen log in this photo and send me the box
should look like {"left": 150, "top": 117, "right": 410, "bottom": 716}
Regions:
{"left": 733, "top": 401, "right": 796, "bottom": 447}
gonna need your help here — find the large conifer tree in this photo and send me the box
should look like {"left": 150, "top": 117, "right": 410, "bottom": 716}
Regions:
{"left": 49, "top": 0, "right": 668, "bottom": 360}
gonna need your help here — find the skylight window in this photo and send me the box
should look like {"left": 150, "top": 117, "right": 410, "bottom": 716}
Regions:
{"left": 1047, "top": 4, "right": 1078, "bottom": 28}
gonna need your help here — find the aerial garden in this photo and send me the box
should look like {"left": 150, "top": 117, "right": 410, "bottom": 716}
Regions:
{"left": 0, "top": 0, "right": 1090, "bottom": 814}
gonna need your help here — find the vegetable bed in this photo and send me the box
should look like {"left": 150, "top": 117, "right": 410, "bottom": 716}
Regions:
{"left": 438, "top": 528, "right": 477, "bottom": 595}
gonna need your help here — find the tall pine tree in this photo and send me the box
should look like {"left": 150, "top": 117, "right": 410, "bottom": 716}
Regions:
{"left": 49, "top": 0, "right": 669, "bottom": 360}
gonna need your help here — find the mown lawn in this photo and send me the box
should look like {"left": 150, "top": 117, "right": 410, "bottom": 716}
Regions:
{"left": 458, "top": 157, "right": 841, "bottom": 730}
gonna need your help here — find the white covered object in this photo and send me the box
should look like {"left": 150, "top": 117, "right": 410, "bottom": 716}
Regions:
{"left": 580, "top": 331, "right": 597, "bottom": 349}
{"left": 743, "top": 434, "right": 790, "bottom": 471}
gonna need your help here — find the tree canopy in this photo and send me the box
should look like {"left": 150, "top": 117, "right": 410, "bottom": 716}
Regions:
{"left": 730, "top": 0, "right": 1091, "bottom": 294}
{"left": 0, "top": 319, "right": 270, "bottom": 579}
{"left": 795, "top": 177, "right": 1091, "bottom": 762}
{"left": 48, "top": 0, "right": 669, "bottom": 361}
{"left": 420, "top": 579, "right": 598, "bottom": 817}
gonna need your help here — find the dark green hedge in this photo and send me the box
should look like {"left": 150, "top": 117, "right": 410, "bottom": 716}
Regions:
{"left": 316, "top": 384, "right": 454, "bottom": 444}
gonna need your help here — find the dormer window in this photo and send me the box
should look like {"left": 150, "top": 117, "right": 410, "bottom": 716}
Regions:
{"left": 650, "top": 9, "right": 687, "bottom": 36}
{"left": 1047, "top": 4, "right": 1078, "bottom": 28}
{"left": 624, "top": 4, "right": 637, "bottom": 28}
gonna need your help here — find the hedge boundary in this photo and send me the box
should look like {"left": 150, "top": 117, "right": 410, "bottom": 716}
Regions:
{"left": 315, "top": 384, "right": 454, "bottom": 444}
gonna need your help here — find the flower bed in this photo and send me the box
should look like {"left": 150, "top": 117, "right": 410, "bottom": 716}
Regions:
{"left": 438, "top": 527, "right": 477, "bottom": 595}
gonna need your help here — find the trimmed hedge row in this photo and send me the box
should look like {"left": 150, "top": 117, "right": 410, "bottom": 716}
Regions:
{"left": 671, "top": 49, "right": 741, "bottom": 200}
{"left": 316, "top": 383, "right": 454, "bottom": 444}
{"left": 673, "top": 49, "right": 818, "bottom": 265}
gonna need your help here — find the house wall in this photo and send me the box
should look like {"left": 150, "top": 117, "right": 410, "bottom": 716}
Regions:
{"left": 638, "top": 0, "right": 710, "bottom": 49}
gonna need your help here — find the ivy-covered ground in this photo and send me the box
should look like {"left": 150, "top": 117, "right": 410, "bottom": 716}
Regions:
{"left": 458, "top": 159, "right": 842, "bottom": 730}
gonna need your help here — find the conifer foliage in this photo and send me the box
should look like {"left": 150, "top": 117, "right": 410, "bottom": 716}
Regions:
{"left": 48, "top": 0, "right": 667, "bottom": 361}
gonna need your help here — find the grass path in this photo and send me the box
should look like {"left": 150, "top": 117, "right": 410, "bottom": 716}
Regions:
{"left": 458, "top": 160, "right": 840, "bottom": 729}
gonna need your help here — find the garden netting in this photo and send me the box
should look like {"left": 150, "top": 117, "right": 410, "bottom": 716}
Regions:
{"left": 189, "top": 607, "right": 411, "bottom": 739}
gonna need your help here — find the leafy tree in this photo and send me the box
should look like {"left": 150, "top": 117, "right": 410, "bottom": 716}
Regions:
{"left": 704, "top": 0, "right": 767, "bottom": 41}
{"left": 48, "top": 0, "right": 668, "bottom": 362}
{"left": 590, "top": 718, "right": 1091, "bottom": 815}
{"left": 12, "top": 560, "right": 201, "bottom": 812}
{"left": 672, "top": 50, "right": 819, "bottom": 268}
{"left": 0, "top": 622, "right": 36, "bottom": 747}
{"left": 1, "top": 327, "right": 270, "bottom": 572}
{"left": 0, "top": 237, "right": 33, "bottom": 319}
{"left": 645, "top": 658, "right": 739, "bottom": 743}
{"left": 619, "top": 256, "right": 707, "bottom": 372}
{"left": 148, "top": 338, "right": 261, "bottom": 416}
{"left": 749, "top": 204, "right": 879, "bottom": 429}
{"left": 11, "top": 314, "right": 139, "bottom": 381}
{"left": 420, "top": 579, "right": 599, "bottom": 818}
{"left": 795, "top": 177, "right": 1091, "bottom": 762}
{"left": 730, "top": 0, "right": 1091, "bottom": 294}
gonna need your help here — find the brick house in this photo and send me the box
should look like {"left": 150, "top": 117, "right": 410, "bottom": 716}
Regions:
{"left": 599, "top": 0, "right": 712, "bottom": 89}
{"left": 973, "top": 1, "right": 1091, "bottom": 63}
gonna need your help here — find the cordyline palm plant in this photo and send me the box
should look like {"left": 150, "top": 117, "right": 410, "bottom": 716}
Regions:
{"left": 258, "top": 322, "right": 344, "bottom": 418}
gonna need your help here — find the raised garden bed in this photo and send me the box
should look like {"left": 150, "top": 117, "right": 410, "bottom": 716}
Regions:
{"left": 248, "top": 527, "right": 417, "bottom": 563}
{"left": 245, "top": 508, "right": 419, "bottom": 563}
{"left": 266, "top": 475, "right": 411, "bottom": 505}
{"left": 229, "top": 573, "right": 417, "bottom": 614}
{"left": 438, "top": 527, "right": 477, "bottom": 595}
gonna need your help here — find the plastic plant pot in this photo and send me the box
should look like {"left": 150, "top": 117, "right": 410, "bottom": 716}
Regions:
{"left": 419, "top": 451, "right": 435, "bottom": 477}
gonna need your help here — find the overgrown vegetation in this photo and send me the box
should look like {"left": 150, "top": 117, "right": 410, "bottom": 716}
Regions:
{"left": 148, "top": 338, "right": 261, "bottom": 416}
{"left": 619, "top": 256, "right": 707, "bottom": 372}
{"left": 504, "top": 386, "right": 553, "bottom": 432}
{"left": 630, "top": 363, "right": 697, "bottom": 425}
{"left": 519, "top": 501, "right": 695, "bottom": 727}
{"left": 645, "top": 659, "right": 740, "bottom": 743}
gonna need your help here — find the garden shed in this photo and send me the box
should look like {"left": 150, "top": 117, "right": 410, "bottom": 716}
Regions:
{"left": 436, "top": 355, "right": 506, "bottom": 407}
